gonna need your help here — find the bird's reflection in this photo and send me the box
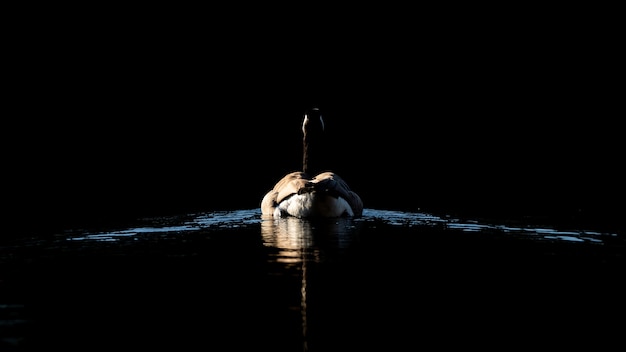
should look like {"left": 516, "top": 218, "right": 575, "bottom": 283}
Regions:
{"left": 261, "top": 216, "right": 316, "bottom": 264}
{"left": 260, "top": 216, "right": 360, "bottom": 263}
{"left": 260, "top": 216, "right": 361, "bottom": 351}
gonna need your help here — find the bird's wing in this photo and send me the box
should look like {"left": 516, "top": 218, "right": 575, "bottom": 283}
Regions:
{"left": 274, "top": 172, "right": 311, "bottom": 203}
{"left": 312, "top": 172, "right": 364, "bottom": 216}
{"left": 261, "top": 172, "right": 311, "bottom": 215}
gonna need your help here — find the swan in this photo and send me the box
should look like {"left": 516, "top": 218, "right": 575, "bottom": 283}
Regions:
{"left": 261, "top": 108, "right": 363, "bottom": 218}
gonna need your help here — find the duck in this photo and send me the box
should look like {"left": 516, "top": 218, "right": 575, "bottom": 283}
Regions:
{"left": 261, "top": 107, "right": 363, "bottom": 218}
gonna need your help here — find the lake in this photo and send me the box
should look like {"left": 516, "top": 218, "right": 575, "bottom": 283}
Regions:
{"left": 1, "top": 208, "right": 624, "bottom": 351}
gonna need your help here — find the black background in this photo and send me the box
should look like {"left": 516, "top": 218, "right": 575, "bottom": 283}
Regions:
{"left": 4, "top": 7, "right": 623, "bottom": 237}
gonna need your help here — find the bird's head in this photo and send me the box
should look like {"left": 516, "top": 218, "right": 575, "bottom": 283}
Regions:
{"left": 302, "top": 107, "right": 325, "bottom": 138}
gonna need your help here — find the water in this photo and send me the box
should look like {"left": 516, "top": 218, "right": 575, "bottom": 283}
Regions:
{"left": 1, "top": 209, "right": 624, "bottom": 351}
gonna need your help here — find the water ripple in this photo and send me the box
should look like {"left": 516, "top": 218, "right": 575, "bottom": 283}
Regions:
{"left": 58, "top": 208, "right": 620, "bottom": 245}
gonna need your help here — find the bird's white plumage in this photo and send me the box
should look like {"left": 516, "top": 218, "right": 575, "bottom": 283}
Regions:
{"left": 273, "top": 193, "right": 353, "bottom": 218}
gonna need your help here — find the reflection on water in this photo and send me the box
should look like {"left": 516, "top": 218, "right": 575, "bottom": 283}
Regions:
{"left": 259, "top": 216, "right": 365, "bottom": 351}
{"left": 260, "top": 216, "right": 360, "bottom": 262}
{"left": 261, "top": 217, "right": 314, "bottom": 263}
{"left": 1, "top": 208, "right": 624, "bottom": 351}
{"left": 260, "top": 217, "right": 313, "bottom": 351}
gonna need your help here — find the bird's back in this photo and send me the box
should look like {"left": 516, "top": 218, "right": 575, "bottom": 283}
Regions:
{"left": 261, "top": 171, "right": 363, "bottom": 218}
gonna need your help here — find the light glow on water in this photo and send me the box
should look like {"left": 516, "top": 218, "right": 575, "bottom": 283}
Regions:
{"left": 61, "top": 208, "right": 618, "bottom": 245}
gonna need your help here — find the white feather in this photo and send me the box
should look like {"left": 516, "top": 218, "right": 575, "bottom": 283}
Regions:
{"left": 274, "top": 193, "right": 353, "bottom": 218}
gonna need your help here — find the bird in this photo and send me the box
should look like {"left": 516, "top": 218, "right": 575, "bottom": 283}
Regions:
{"left": 261, "top": 107, "right": 363, "bottom": 218}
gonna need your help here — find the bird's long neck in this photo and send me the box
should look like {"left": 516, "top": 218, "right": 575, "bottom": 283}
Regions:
{"left": 302, "top": 131, "right": 325, "bottom": 176}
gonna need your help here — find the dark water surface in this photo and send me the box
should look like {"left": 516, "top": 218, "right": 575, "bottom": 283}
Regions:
{"left": 1, "top": 209, "right": 624, "bottom": 351}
